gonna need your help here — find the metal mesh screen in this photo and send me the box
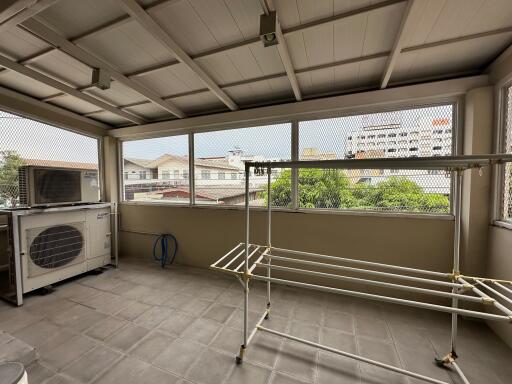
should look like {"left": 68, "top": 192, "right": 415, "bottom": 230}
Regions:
{"left": 0, "top": 110, "right": 99, "bottom": 208}
{"left": 194, "top": 124, "right": 291, "bottom": 207}
{"left": 503, "top": 86, "right": 512, "bottom": 222}
{"left": 122, "top": 135, "right": 189, "bottom": 204}
{"left": 298, "top": 105, "right": 453, "bottom": 213}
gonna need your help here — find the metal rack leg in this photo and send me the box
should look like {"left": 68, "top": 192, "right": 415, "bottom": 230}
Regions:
{"left": 266, "top": 166, "right": 271, "bottom": 320}
{"left": 237, "top": 167, "right": 251, "bottom": 365}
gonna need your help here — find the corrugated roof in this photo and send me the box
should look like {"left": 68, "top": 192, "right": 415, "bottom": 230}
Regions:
{"left": 146, "top": 153, "right": 239, "bottom": 170}
{"left": 1, "top": 0, "right": 511, "bottom": 127}
{"left": 22, "top": 158, "right": 98, "bottom": 170}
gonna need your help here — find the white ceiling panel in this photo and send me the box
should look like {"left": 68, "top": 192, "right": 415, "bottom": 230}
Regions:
{"left": 392, "top": 33, "right": 512, "bottom": 83}
{"left": 48, "top": 94, "right": 101, "bottom": 114}
{"left": 172, "top": 91, "right": 226, "bottom": 115}
{"left": 135, "top": 65, "right": 206, "bottom": 97}
{"left": 89, "top": 110, "right": 130, "bottom": 126}
{"left": 247, "top": 43, "right": 286, "bottom": 75}
{"left": 37, "top": 0, "right": 126, "bottom": 39}
{"left": 335, "top": 56, "right": 387, "bottom": 88}
{"left": 195, "top": 53, "right": 244, "bottom": 85}
{"left": 403, "top": 0, "right": 512, "bottom": 48}
{"left": 187, "top": 0, "right": 245, "bottom": 46}
{"left": 0, "top": 71, "right": 59, "bottom": 98}
{"left": 85, "top": 80, "right": 147, "bottom": 107}
{"left": 124, "top": 102, "right": 173, "bottom": 121}
{"left": 362, "top": 1, "right": 405, "bottom": 55}
{"left": 225, "top": 0, "right": 263, "bottom": 38}
{"left": 28, "top": 50, "right": 92, "bottom": 87}
{"left": 225, "top": 76, "right": 292, "bottom": 106}
{"left": 148, "top": 0, "right": 218, "bottom": 55}
{"left": 77, "top": 19, "right": 175, "bottom": 73}
{"left": 0, "top": 28, "right": 50, "bottom": 60}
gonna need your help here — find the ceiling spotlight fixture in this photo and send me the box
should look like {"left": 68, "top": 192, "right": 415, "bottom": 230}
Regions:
{"left": 259, "top": 11, "right": 279, "bottom": 47}
{"left": 91, "top": 67, "right": 111, "bottom": 90}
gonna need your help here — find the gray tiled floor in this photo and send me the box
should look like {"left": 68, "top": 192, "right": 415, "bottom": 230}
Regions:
{"left": 1, "top": 259, "right": 511, "bottom": 384}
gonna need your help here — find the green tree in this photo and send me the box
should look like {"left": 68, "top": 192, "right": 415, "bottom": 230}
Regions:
{"left": 0, "top": 151, "right": 24, "bottom": 208}
{"left": 264, "top": 171, "right": 449, "bottom": 213}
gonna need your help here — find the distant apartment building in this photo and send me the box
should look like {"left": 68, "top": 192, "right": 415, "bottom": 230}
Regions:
{"left": 301, "top": 147, "right": 336, "bottom": 160}
{"left": 344, "top": 117, "right": 452, "bottom": 194}
{"left": 345, "top": 117, "right": 452, "bottom": 159}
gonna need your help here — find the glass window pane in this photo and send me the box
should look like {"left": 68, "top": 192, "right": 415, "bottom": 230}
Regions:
{"left": 0, "top": 110, "right": 99, "bottom": 208}
{"left": 194, "top": 123, "right": 291, "bottom": 207}
{"left": 298, "top": 105, "right": 453, "bottom": 213}
{"left": 122, "top": 135, "right": 189, "bottom": 204}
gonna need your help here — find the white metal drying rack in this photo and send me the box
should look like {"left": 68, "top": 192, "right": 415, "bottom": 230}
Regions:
{"left": 210, "top": 154, "right": 512, "bottom": 384}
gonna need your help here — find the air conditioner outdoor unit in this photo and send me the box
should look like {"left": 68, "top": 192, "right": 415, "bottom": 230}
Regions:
{"left": 17, "top": 205, "right": 112, "bottom": 294}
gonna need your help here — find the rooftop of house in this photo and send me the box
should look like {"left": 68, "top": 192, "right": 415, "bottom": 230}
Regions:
{"left": 22, "top": 159, "right": 98, "bottom": 170}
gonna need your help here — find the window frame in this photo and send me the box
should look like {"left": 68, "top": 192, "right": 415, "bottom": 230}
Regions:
{"left": 493, "top": 80, "right": 512, "bottom": 229}
{"left": 0, "top": 108, "right": 104, "bottom": 206}
{"left": 119, "top": 99, "right": 460, "bottom": 218}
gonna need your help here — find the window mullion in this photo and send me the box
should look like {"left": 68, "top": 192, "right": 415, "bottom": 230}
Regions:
{"left": 291, "top": 120, "right": 299, "bottom": 210}
{"left": 189, "top": 132, "right": 195, "bottom": 206}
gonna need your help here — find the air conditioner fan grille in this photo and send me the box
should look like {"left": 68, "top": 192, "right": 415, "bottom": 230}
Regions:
{"left": 29, "top": 225, "right": 84, "bottom": 269}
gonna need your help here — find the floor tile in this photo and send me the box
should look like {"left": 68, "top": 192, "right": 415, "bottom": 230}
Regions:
{"left": 210, "top": 326, "right": 242, "bottom": 354}
{"left": 105, "top": 323, "right": 149, "bottom": 351}
{"left": 317, "top": 351, "right": 360, "bottom": 384}
{"left": 355, "top": 316, "right": 391, "bottom": 341}
{"left": 186, "top": 349, "right": 234, "bottom": 384}
{"left": 202, "top": 304, "right": 237, "bottom": 323}
{"left": 226, "top": 361, "right": 272, "bottom": 384}
{"left": 85, "top": 316, "right": 126, "bottom": 341}
{"left": 14, "top": 319, "right": 62, "bottom": 348}
{"left": 134, "top": 306, "right": 173, "bottom": 328}
{"left": 358, "top": 337, "right": 400, "bottom": 366}
{"left": 129, "top": 331, "right": 175, "bottom": 362}
{"left": 92, "top": 356, "right": 149, "bottom": 384}
{"left": 275, "top": 340, "right": 317, "bottom": 383}
{"left": 153, "top": 338, "right": 204, "bottom": 376}
{"left": 323, "top": 309, "right": 354, "bottom": 333}
{"left": 40, "top": 335, "right": 97, "bottom": 371}
{"left": 115, "top": 301, "right": 151, "bottom": 321}
{"left": 270, "top": 372, "right": 311, "bottom": 384}
{"left": 157, "top": 310, "right": 195, "bottom": 336}
{"left": 179, "top": 298, "right": 214, "bottom": 317}
{"left": 25, "top": 361, "right": 55, "bottom": 383}
{"left": 320, "top": 327, "right": 357, "bottom": 353}
{"left": 62, "top": 345, "right": 122, "bottom": 383}
{"left": 180, "top": 318, "right": 222, "bottom": 345}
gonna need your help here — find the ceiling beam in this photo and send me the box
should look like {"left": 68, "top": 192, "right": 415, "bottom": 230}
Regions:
{"left": 20, "top": 18, "right": 187, "bottom": 119}
{"left": 0, "top": 0, "right": 404, "bottom": 79}
{"left": 0, "top": 0, "right": 36, "bottom": 23}
{"left": 0, "top": 53, "right": 145, "bottom": 124}
{"left": 0, "top": 0, "right": 59, "bottom": 33}
{"left": 380, "top": 0, "right": 416, "bottom": 89}
{"left": 0, "top": 85, "right": 109, "bottom": 135}
{"left": 117, "top": 0, "right": 238, "bottom": 111}
{"left": 261, "top": 0, "right": 302, "bottom": 101}
{"left": 39, "top": 22, "right": 512, "bottom": 106}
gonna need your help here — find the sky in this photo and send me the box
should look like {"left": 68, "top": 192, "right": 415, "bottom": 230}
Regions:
{"left": 0, "top": 111, "right": 98, "bottom": 163}
{"left": 123, "top": 105, "right": 453, "bottom": 160}
{"left": 0, "top": 105, "right": 453, "bottom": 164}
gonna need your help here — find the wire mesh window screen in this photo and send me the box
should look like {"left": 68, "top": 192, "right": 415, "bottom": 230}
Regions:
{"left": 502, "top": 86, "right": 512, "bottom": 222}
{"left": 0, "top": 110, "right": 99, "bottom": 208}
{"left": 298, "top": 105, "right": 453, "bottom": 213}
{"left": 122, "top": 135, "right": 189, "bottom": 204}
{"left": 194, "top": 124, "right": 291, "bottom": 207}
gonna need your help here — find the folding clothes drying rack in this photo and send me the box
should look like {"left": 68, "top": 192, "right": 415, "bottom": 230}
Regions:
{"left": 210, "top": 154, "right": 512, "bottom": 384}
